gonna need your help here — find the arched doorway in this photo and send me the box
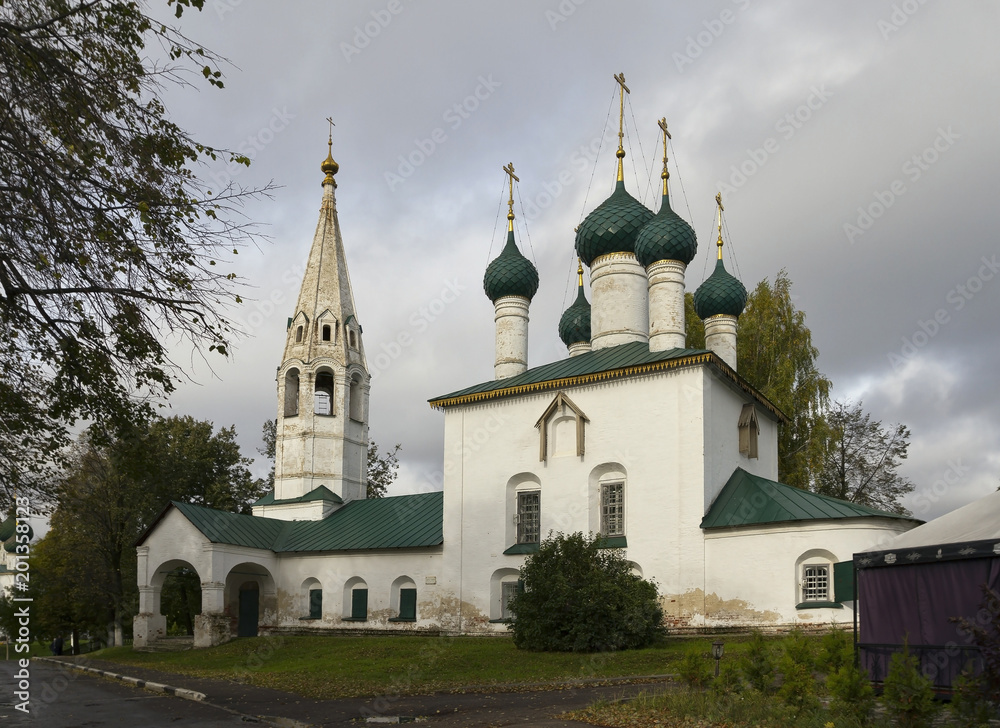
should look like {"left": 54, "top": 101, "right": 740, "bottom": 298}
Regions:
{"left": 224, "top": 562, "right": 276, "bottom": 639}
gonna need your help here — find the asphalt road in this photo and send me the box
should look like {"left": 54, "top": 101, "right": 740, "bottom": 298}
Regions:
{"left": 3, "top": 656, "right": 671, "bottom": 727}
{"left": 0, "top": 660, "right": 250, "bottom": 727}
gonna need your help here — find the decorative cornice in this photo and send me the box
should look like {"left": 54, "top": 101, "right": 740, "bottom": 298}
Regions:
{"left": 429, "top": 351, "right": 788, "bottom": 422}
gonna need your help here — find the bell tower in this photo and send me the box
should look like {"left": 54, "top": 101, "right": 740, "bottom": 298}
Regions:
{"left": 256, "top": 131, "right": 370, "bottom": 520}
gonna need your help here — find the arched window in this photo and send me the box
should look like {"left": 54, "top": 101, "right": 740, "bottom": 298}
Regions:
{"left": 389, "top": 576, "right": 417, "bottom": 622}
{"left": 284, "top": 369, "right": 300, "bottom": 417}
{"left": 349, "top": 329, "right": 356, "bottom": 348}
{"left": 314, "top": 370, "right": 334, "bottom": 415}
{"left": 588, "top": 464, "right": 627, "bottom": 542}
{"left": 295, "top": 325, "right": 303, "bottom": 343}
{"left": 322, "top": 324, "right": 331, "bottom": 342}
{"left": 795, "top": 549, "right": 839, "bottom": 608}
{"left": 302, "top": 577, "right": 322, "bottom": 620}
{"left": 504, "top": 473, "right": 542, "bottom": 552}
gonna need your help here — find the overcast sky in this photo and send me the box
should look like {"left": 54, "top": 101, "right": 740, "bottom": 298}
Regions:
{"left": 156, "top": 0, "right": 1000, "bottom": 522}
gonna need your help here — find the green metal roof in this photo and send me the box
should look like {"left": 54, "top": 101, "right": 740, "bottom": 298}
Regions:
{"left": 164, "top": 492, "right": 444, "bottom": 552}
{"left": 428, "top": 341, "right": 786, "bottom": 422}
{"left": 701, "top": 468, "right": 915, "bottom": 529}
{"left": 253, "top": 485, "right": 344, "bottom": 507}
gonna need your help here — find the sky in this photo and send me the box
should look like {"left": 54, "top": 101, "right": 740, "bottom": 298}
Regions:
{"left": 155, "top": 0, "right": 1000, "bottom": 522}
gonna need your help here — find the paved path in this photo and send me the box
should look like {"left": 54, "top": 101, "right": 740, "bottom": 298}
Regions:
{"left": 43, "top": 656, "right": 672, "bottom": 726}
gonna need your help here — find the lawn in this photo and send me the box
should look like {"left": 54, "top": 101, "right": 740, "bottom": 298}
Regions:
{"left": 85, "top": 633, "right": 767, "bottom": 699}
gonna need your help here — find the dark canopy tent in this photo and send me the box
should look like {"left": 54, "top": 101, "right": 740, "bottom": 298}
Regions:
{"left": 853, "top": 491, "right": 1000, "bottom": 689}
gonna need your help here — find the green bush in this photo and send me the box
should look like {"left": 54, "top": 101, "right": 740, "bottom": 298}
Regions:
{"left": 678, "top": 648, "right": 713, "bottom": 689}
{"left": 506, "top": 532, "right": 664, "bottom": 652}
{"left": 711, "top": 658, "right": 744, "bottom": 695}
{"left": 827, "top": 661, "right": 875, "bottom": 725}
{"left": 948, "top": 665, "right": 993, "bottom": 728}
{"left": 741, "top": 630, "right": 776, "bottom": 693}
{"left": 881, "top": 641, "right": 938, "bottom": 728}
{"left": 818, "top": 625, "right": 852, "bottom": 672}
{"left": 777, "top": 631, "right": 819, "bottom": 716}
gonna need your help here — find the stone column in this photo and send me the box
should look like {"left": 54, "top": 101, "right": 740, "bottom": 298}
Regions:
{"left": 194, "top": 581, "right": 230, "bottom": 648}
{"left": 494, "top": 295, "right": 530, "bottom": 379}
{"left": 704, "top": 315, "right": 738, "bottom": 370}
{"left": 590, "top": 253, "right": 649, "bottom": 350}
{"left": 647, "top": 259, "right": 687, "bottom": 352}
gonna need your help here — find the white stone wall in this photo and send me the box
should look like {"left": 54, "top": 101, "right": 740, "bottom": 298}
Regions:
{"left": 589, "top": 253, "right": 649, "bottom": 349}
{"left": 493, "top": 296, "right": 530, "bottom": 379}
{"left": 647, "top": 260, "right": 687, "bottom": 351}
{"left": 703, "top": 518, "right": 914, "bottom": 627}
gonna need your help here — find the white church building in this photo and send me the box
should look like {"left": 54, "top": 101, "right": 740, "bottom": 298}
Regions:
{"left": 134, "top": 100, "right": 917, "bottom": 647}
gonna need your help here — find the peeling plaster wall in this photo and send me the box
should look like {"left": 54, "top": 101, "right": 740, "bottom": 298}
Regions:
{"left": 703, "top": 518, "right": 915, "bottom": 627}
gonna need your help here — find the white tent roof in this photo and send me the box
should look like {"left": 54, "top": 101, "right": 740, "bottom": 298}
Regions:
{"left": 882, "top": 489, "right": 1000, "bottom": 550}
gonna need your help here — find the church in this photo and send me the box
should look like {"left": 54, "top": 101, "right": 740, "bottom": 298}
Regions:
{"left": 134, "top": 85, "right": 918, "bottom": 648}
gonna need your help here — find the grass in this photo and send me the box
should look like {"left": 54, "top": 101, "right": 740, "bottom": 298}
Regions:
{"left": 81, "top": 633, "right": 769, "bottom": 699}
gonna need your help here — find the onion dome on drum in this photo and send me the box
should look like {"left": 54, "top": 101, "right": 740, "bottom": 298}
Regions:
{"left": 694, "top": 257, "right": 747, "bottom": 318}
{"left": 574, "top": 180, "right": 653, "bottom": 266}
{"left": 634, "top": 192, "right": 697, "bottom": 267}
{"left": 483, "top": 228, "right": 539, "bottom": 303}
{"left": 558, "top": 262, "right": 592, "bottom": 346}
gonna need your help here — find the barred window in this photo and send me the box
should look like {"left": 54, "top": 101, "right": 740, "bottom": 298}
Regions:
{"left": 516, "top": 491, "right": 540, "bottom": 544}
{"left": 601, "top": 482, "right": 624, "bottom": 536}
{"left": 501, "top": 581, "right": 520, "bottom": 620}
{"left": 802, "top": 564, "right": 829, "bottom": 601}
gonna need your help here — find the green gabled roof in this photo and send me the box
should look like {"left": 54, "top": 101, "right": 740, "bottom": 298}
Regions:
{"left": 428, "top": 341, "right": 786, "bottom": 422}
{"left": 159, "top": 492, "right": 444, "bottom": 553}
{"left": 701, "top": 468, "right": 916, "bottom": 529}
{"left": 274, "top": 492, "right": 443, "bottom": 552}
{"left": 253, "top": 485, "right": 344, "bottom": 507}
{"left": 172, "top": 501, "right": 290, "bottom": 550}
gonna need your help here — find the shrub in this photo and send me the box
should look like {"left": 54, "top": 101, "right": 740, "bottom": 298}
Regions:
{"left": 951, "top": 585, "right": 1000, "bottom": 711}
{"left": 818, "top": 625, "right": 852, "bottom": 672}
{"left": 948, "top": 665, "right": 993, "bottom": 728}
{"left": 827, "top": 661, "right": 875, "bottom": 725}
{"left": 711, "top": 658, "right": 744, "bottom": 696}
{"left": 881, "top": 641, "right": 938, "bottom": 728}
{"left": 777, "top": 630, "right": 819, "bottom": 716}
{"left": 506, "top": 532, "right": 664, "bottom": 652}
{"left": 741, "top": 630, "right": 776, "bottom": 693}
{"left": 678, "top": 648, "right": 713, "bottom": 689}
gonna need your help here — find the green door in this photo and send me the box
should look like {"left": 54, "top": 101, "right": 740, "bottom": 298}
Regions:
{"left": 351, "top": 588, "right": 368, "bottom": 620}
{"left": 398, "top": 588, "right": 417, "bottom": 621}
{"left": 238, "top": 586, "right": 259, "bottom": 637}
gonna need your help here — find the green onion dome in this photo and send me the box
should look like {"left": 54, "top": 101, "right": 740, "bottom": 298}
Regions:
{"left": 694, "top": 258, "right": 748, "bottom": 318}
{"left": 483, "top": 229, "right": 539, "bottom": 303}
{"left": 0, "top": 515, "right": 15, "bottom": 542}
{"left": 574, "top": 180, "right": 654, "bottom": 266}
{"left": 558, "top": 279, "right": 592, "bottom": 346}
{"left": 634, "top": 193, "right": 697, "bottom": 267}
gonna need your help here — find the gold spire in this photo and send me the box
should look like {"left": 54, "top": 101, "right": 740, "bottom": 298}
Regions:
{"left": 715, "top": 192, "right": 725, "bottom": 260}
{"left": 321, "top": 117, "right": 339, "bottom": 186}
{"left": 577, "top": 258, "right": 584, "bottom": 287}
{"left": 614, "top": 73, "right": 630, "bottom": 182}
{"left": 503, "top": 162, "right": 519, "bottom": 232}
{"left": 658, "top": 117, "right": 671, "bottom": 197}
